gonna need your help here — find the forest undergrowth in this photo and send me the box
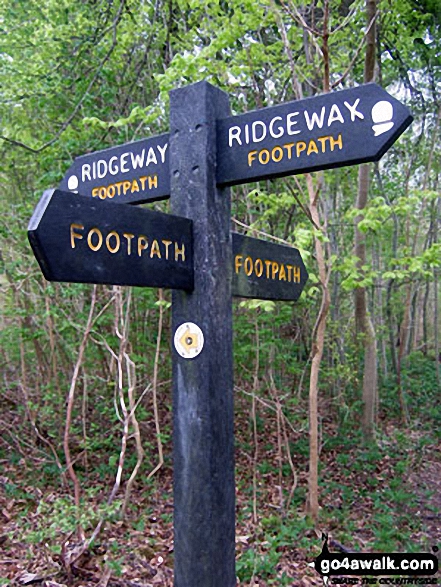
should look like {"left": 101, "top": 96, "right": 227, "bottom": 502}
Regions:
{"left": 1, "top": 352, "right": 439, "bottom": 587}
{"left": 1, "top": 0, "right": 440, "bottom": 585}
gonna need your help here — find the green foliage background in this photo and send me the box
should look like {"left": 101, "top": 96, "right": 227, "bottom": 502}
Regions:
{"left": 0, "top": 0, "right": 440, "bottom": 581}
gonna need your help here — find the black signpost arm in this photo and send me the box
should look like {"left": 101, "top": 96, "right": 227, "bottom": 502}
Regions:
{"left": 28, "top": 77, "right": 413, "bottom": 586}
{"left": 170, "top": 82, "right": 235, "bottom": 587}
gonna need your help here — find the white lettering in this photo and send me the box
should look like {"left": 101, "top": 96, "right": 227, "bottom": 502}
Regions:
{"left": 225, "top": 99, "right": 366, "bottom": 149}
{"left": 78, "top": 141, "right": 170, "bottom": 183}
{"left": 120, "top": 153, "right": 129, "bottom": 173}
{"left": 146, "top": 147, "right": 158, "bottom": 166}
{"left": 344, "top": 99, "right": 364, "bottom": 121}
{"left": 252, "top": 121, "right": 266, "bottom": 143}
{"left": 287, "top": 112, "right": 301, "bottom": 135}
{"left": 108, "top": 156, "right": 119, "bottom": 175}
{"left": 82, "top": 164, "right": 91, "bottom": 182}
{"left": 97, "top": 160, "right": 107, "bottom": 179}
{"left": 229, "top": 126, "right": 242, "bottom": 147}
{"left": 130, "top": 150, "right": 145, "bottom": 169}
{"left": 327, "top": 104, "right": 345, "bottom": 126}
{"left": 244, "top": 124, "right": 250, "bottom": 144}
{"left": 157, "top": 143, "right": 168, "bottom": 163}
{"left": 269, "top": 116, "right": 284, "bottom": 139}
{"left": 304, "top": 107, "right": 326, "bottom": 130}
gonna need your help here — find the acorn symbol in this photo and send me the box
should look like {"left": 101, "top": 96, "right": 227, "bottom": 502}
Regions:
{"left": 67, "top": 175, "right": 79, "bottom": 193}
{"left": 372, "top": 100, "right": 394, "bottom": 136}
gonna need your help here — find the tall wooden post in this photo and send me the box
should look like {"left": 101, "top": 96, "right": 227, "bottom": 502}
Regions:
{"left": 169, "top": 82, "right": 235, "bottom": 587}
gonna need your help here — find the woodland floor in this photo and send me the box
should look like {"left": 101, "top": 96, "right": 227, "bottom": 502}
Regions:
{"left": 0, "top": 411, "right": 440, "bottom": 587}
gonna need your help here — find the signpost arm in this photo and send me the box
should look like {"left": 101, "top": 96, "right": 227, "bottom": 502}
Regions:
{"left": 170, "top": 82, "right": 235, "bottom": 587}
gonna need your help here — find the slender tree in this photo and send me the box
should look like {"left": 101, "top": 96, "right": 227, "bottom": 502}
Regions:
{"left": 354, "top": 0, "right": 378, "bottom": 442}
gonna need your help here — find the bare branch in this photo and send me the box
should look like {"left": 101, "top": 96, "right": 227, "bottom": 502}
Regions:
{"left": 147, "top": 288, "right": 165, "bottom": 480}
{"left": 331, "top": 0, "right": 364, "bottom": 34}
{"left": 279, "top": 0, "right": 320, "bottom": 36}
{"left": 232, "top": 217, "right": 295, "bottom": 246}
{"left": 0, "top": 0, "right": 126, "bottom": 154}
{"left": 63, "top": 285, "right": 98, "bottom": 541}
{"left": 331, "top": 10, "right": 379, "bottom": 89}
{"left": 270, "top": 0, "right": 303, "bottom": 100}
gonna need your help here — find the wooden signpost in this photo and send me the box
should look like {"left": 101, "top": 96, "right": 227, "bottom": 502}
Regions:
{"left": 169, "top": 81, "right": 236, "bottom": 587}
{"left": 28, "top": 189, "right": 193, "bottom": 290}
{"left": 58, "top": 85, "right": 412, "bottom": 198}
{"left": 28, "top": 80, "right": 412, "bottom": 587}
{"left": 28, "top": 189, "right": 305, "bottom": 300}
{"left": 59, "top": 133, "right": 170, "bottom": 204}
{"left": 216, "top": 83, "right": 413, "bottom": 186}
{"left": 232, "top": 233, "right": 308, "bottom": 301}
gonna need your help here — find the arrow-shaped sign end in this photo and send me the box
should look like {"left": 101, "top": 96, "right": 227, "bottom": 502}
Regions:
{"left": 28, "top": 189, "right": 57, "bottom": 282}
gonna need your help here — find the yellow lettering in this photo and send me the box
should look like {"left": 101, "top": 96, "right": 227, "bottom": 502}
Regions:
{"left": 148, "top": 175, "right": 158, "bottom": 189}
{"left": 307, "top": 140, "right": 319, "bottom": 155}
{"left": 271, "top": 261, "right": 279, "bottom": 280}
{"left": 279, "top": 263, "right": 287, "bottom": 281}
{"left": 283, "top": 143, "right": 294, "bottom": 159}
{"left": 92, "top": 188, "right": 99, "bottom": 198}
{"left": 317, "top": 136, "right": 329, "bottom": 152}
{"left": 107, "top": 185, "right": 116, "bottom": 198}
{"left": 123, "top": 181, "right": 131, "bottom": 195}
{"left": 98, "top": 187, "right": 107, "bottom": 200}
{"left": 255, "top": 258, "right": 263, "bottom": 277}
{"left": 248, "top": 151, "right": 257, "bottom": 167}
{"left": 106, "top": 231, "right": 120, "bottom": 254}
{"left": 235, "top": 255, "right": 243, "bottom": 274}
{"left": 265, "top": 260, "right": 272, "bottom": 278}
{"left": 244, "top": 257, "right": 253, "bottom": 276}
{"left": 258, "top": 149, "right": 270, "bottom": 164}
{"left": 175, "top": 243, "right": 186, "bottom": 262}
{"left": 88, "top": 228, "right": 103, "bottom": 252}
{"left": 138, "top": 235, "right": 148, "bottom": 256}
{"left": 150, "top": 239, "right": 161, "bottom": 258}
{"left": 70, "top": 223, "right": 84, "bottom": 249}
{"left": 123, "top": 233, "right": 134, "bottom": 255}
{"left": 272, "top": 146, "right": 283, "bottom": 162}
{"left": 286, "top": 265, "right": 293, "bottom": 282}
{"left": 162, "top": 240, "right": 172, "bottom": 260}
{"left": 131, "top": 179, "right": 139, "bottom": 193}
{"left": 115, "top": 182, "right": 123, "bottom": 196}
{"left": 296, "top": 141, "right": 306, "bottom": 157}
{"left": 329, "top": 134, "right": 343, "bottom": 151}
{"left": 139, "top": 175, "right": 158, "bottom": 190}
{"left": 292, "top": 266, "right": 301, "bottom": 283}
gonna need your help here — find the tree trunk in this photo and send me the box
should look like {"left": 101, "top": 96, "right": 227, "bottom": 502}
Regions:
{"left": 306, "top": 173, "right": 331, "bottom": 522}
{"left": 434, "top": 196, "right": 440, "bottom": 387}
{"left": 354, "top": 0, "right": 378, "bottom": 442}
{"left": 305, "top": 0, "right": 332, "bottom": 522}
